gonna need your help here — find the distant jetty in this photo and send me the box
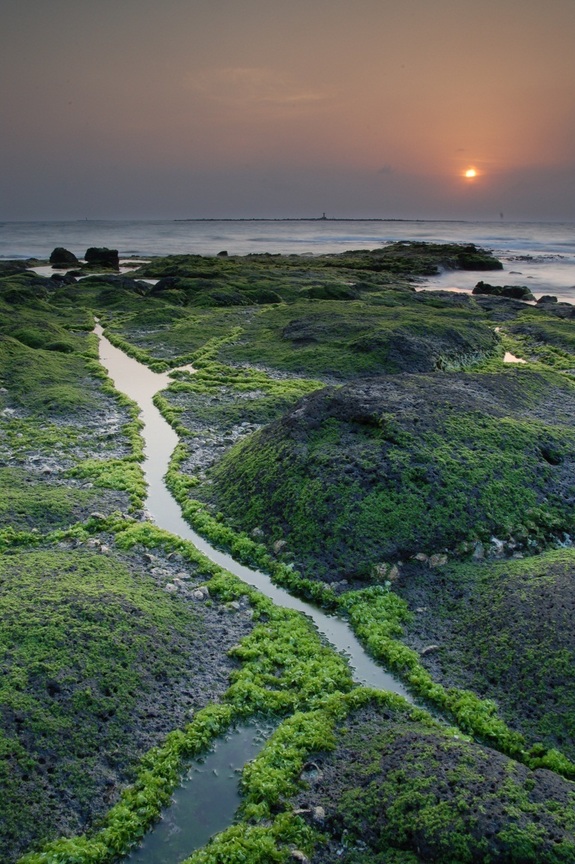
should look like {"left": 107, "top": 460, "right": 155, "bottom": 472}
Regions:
{"left": 174, "top": 216, "right": 411, "bottom": 222}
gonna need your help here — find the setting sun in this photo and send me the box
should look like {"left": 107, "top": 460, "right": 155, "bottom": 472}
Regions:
{"left": 464, "top": 168, "right": 477, "bottom": 178}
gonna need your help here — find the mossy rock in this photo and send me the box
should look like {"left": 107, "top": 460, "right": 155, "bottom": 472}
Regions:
{"left": 399, "top": 548, "right": 575, "bottom": 760}
{"left": 301, "top": 283, "right": 359, "bottom": 300}
{"left": 295, "top": 702, "right": 575, "bottom": 863}
{"left": 216, "top": 298, "right": 498, "bottom": 378}
{"left": 0, "top": 261, "right": 30, "bottom": 278}
{"left": 0, "top": 335, "right": 103, "bottom": 416}
{"left": 473, "top": 281, "right": 535, "bottom": 301}
{"left": 0, "top": 468, "right": 129, "bottom": 532}
{"left": 0, "top": 273, "right": 53, "bottom": 305}
{"left": 198, "top": 369, "right": 575, "bottom": 580}
{"left": 149, "top": 276, "right": 283, "bottom": 308}
{"left": 325, "top": 241, "right": 503, "bottom": 276}
{"left": 8, "top": 324, "right": 77, "bottom": 353}
{"left": 506, "top": 311, "right": 575, "bottom": 368}
{"left": 0, "top": 543, "right": 249, "bottom": 862}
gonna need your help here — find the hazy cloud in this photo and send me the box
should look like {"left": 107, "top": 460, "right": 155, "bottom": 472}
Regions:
{"left": 190, "top": 67, "right": 328, "bottom": 110}
{"left": 1, "top": 0, "right": 574, "bottom": 220}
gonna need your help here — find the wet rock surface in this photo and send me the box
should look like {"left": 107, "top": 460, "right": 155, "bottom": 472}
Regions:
{"left": 0, "top": 536, "right": 255, "bottom": 862}
{"left": 397, "top": 549, "right": 575, "bottom": 760}
{"left": 0, "top": 377, "right": 135, "bottom": 528}
{"left": 198, "top": 369, "right": 575, "bottom": 581}
{"left": 293, "top": 703, "right": 575, "bottom": 863}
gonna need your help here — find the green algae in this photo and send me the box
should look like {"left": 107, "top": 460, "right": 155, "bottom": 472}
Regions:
{"left": 0, "top": 468, "right": 127, "bottom": 532}
{"left": 3, "top": 243, "right": 575, "bottom": 863}
{"left": 194, "top": 370, "right": 575, "bottom": 578}
{"left": 0, "top": 544, "right": 206, "bottom": 861}
{"left": 11, "top": 525, "right": 353, "bottom": 864}
{"left": 400, "top": 548, "right": 575, "bottom": 761}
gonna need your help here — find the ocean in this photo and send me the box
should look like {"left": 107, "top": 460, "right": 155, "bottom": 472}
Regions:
{"left": 1, "top": 218, "right": 574, "bottom": 302}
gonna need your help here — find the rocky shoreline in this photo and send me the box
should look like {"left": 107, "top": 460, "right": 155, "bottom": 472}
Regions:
{"left": 2, "top": 241, "right": 575, "bottom": 863}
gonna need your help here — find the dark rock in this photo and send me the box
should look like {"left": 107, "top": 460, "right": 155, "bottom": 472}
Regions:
{"left": 537, "top": 295, "right": 558, "bottom": 304}
{"left": 49, "top": 273, "right": 77, "bottom": 286}
{"left": 150, "top": 276, "right": 179, "bottom": 293}
{"left": 0, "top": 260, "right": 31, "bottom": 277}
{"left": 81, "top": 274, "right": 149, "bottom": 295}
{"left": 473, "top": 281, "right": 535, "bottom": 301}
{"left": 545, "top": 303, "right": 575, "bottom": 320}
{"left": 49, "top": 247, "right": 79, "bottom": 267}
{"left": 84, "top": 247, "right": 120, "bottom": 269}
{"left": 421, "top": 644, "right": 441, "bottom": 655}
{"left": 217, "top": 250, "right": 228, "bottom": 257}
{"left": 457, "top": 245, "right": 503, "bottom": 270}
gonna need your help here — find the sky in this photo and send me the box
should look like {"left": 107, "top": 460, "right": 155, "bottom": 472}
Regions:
{"left": 1, "top": 0, "right": 574, "bottom": 221}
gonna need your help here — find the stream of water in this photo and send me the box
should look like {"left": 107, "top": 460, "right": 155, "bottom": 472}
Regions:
{"left": 96, "top": 324, "right": 411, "bottom": 697}
{"left": 95, "top": 324, "right": 412, "bottom": 861}
{"left": 125, "top": 720, "right": 277, "bottom": 864}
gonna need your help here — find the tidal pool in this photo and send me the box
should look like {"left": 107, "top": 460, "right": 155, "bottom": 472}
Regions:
{"left": 96, "top": 323, "right": 413, "bottom": 862}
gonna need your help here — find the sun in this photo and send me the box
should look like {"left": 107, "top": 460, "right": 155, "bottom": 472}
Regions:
{"left": 464, "top": 168, "right": 477, "bottom": 179}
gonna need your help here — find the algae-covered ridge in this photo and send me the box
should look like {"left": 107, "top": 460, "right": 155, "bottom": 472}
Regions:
{"left": 2, "top": 242, "right": 575, "bottom": 863}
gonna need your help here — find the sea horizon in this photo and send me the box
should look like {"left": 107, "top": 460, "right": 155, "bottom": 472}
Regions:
{"left": 1, "top": 217, "right": 574, "bottom": 303}
{"left": 2, "top": 215, "right": 574, "bottom": 224}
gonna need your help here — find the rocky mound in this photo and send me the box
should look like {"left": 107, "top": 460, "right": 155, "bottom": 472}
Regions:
{"left": 201, "top": 369, "right": 575, "bottom": 581}
{"left": 399, "top": 548, "right": 575, "bottom": 760}
{"left": 294, "top": 703, "right": 575, "bottom": 863}
{"left": 0, "top": 542, "right": 252, "bottom": 862}
{"left": 473, "top": 280, "right": 535, "bottom": 301}
{"left": 216, "top": 293, "right": 499, "bottom": 378}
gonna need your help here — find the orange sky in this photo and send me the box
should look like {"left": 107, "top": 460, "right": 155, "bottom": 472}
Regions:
{"left": 1, "top": 0, "right": 574, "bottom": 219}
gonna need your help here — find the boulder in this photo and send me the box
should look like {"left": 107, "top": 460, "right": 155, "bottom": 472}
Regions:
{"left": 49, "top": 247, "right": 79, "bottom": 267}
{"left": 84, "top": 247, "right": 120, "bottom": 269}
{"left": 428, "top": 553, "right": 448, "bottom": 568}
{"left": 456, "top": 246, "right": 503, "bottom": 270}
{"left": 49, "top": 273, "right": 77, "bottom": 285}
{"left": 473, "top": 281, "right": 535, "bottom": 301}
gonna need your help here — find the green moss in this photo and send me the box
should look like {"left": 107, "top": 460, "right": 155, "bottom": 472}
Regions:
{"left": 308, "top": 702, "right": 575, "bottom": 863}
{"left": 0, "top": 334, "right": 101, "bottom": 417}
{"left": 157, "top": 359, "right": 323, "bottom": 439}
{"left": 211, "top": 299, "right": 498, "bottom": 378}
{"left": 68, "top": 457, "right": 146, "bottom": 508}
{"left": 196, "top": 370, "right": 575, "bottom": 578}
{"left": 0, "top": 468, "right": 127, "bottom": 531}
{"left": 1, "top": 521, "right": 353, "bottom": 864}
{"left": 101, "top": 245, "right": 500, "bottom": 377}
{"left": 4, "top": 243, "right": 575, "bottom": 864}
{"left": 0, "top": 546, "right": 205, "bottom": 861}
{"left": 402, "top": 549, "right": 575, "bottom": 761}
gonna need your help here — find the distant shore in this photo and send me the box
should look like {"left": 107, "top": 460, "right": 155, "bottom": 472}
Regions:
{"left": 173, "top": 217, "right": 415, "bottom": 222}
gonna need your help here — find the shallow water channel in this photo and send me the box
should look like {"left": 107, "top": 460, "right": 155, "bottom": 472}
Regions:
{"left": 96, "top": 324, "right": 413, "bottom": 860}
{"left": 125, "top": 719, "right": 277, "bottom": 863}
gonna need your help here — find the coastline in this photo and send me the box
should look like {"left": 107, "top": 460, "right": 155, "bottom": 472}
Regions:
{"left": 3, "top": 238, "right": 575, "bottom": 862}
